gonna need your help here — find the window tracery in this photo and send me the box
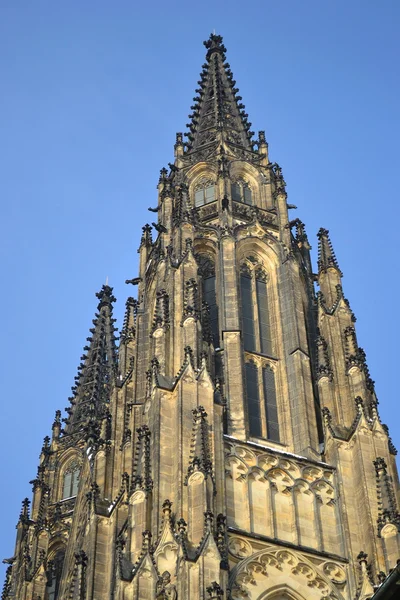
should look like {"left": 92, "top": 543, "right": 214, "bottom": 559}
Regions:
{"left": 240, "top": 260, "right": 280, "bottom": 442}
{"left": 62, "top": 460, "right": 81, "bottom": 499}
{"left": 240, "top": 263, "right": 272, "bottom": 355}
{"left": 231, "top": 178, "right": 252, "bottom": 205}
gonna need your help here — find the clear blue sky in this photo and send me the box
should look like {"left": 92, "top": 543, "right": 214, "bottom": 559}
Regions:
{"left": 1, "top": 1, "right": 399, "bottom": 574}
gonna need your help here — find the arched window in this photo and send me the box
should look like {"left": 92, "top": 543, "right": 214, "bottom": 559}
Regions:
{"left": 62, "top": 463, "right": 81, "bottom": 499}
{"left": 244, "top": 361, "right": 280, "bottom": 442}
{"left": 197, "top": 254, "right": 220, "bottom": 348}
{"left": 241, "top": 262, "right": 279, "bottom": 441}
{"left": 240, "top": 266, "right": 256, "bottom": 352}
{"left": 194, "top": 179, "right": 216, "bottom": 207}
{"left": 46, "top": 549, "right": 65, "bottom": 600}
{"left": 240, "top": 266, "right": 272, "bottom": 355}
{"left": 203, "top": 274, "right": 219, "bottom": 348}
{"left": 231, "top": 180, "right": 252, "bottom": 205}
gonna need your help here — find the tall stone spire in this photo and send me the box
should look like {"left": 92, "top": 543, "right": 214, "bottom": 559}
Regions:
{"left": 64, "top": 284, "right": 118, "bottom": 437}
{"left": 2, "top": 34, "right": 400, "bottom": 600}
{"left": 185, "top": 33, "right": 254, "bottom": 154}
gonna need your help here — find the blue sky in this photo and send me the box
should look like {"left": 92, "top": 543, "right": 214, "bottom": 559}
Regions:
{"left": 1, "top": 0, "right": 399, "bottom": 574}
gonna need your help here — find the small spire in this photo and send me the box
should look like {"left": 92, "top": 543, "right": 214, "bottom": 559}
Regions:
{"left": 19, "top": 498, "right": 30, "bottom": 524}
{"left": 317, "top": 228, "right": 343, "bottom": 276}
{"left": 120, "top": 297, "right": 137, "bottom": 343}
{"left": 64, "top": 285, "right": 118, "bottom": 437}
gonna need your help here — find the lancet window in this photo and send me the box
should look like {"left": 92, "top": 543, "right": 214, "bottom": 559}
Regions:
{"left": 46, "top": 549, "right": 65, "bottom": 600}
{"left": 197, "top": 254, "right": 220, "bottom": 348}
{"left": 231, "top": 179, "right": 252, "bottom": 205}
{"left": 244, "top": 360, "right": 280, "bottom": 441}
{"left": 240, "top": 261, "right": 280, "bottom": 441}
{"left": 62, "top": 462, "right": 81, "bottom": 499}
{"left": 194, "top": 178, "right": 216, "bottom": 207}
{"left": 240, "top": 265, "right": 272, "bottom": 355}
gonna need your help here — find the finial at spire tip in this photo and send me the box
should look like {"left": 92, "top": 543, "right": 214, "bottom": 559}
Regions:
{"left": 203, "top": 33, "right": 226, "bottom": 58}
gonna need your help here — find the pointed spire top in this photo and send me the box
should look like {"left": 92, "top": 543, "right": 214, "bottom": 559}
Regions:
{"left": 317, "top": 228, "right": 343, "bottom": 276}
{"left": 203, "top": 33, "right": 226, "bottom": 58}
{"left": 120, "top": 297, "right": 137, "bottom": 344}
{"left": 64, "top": 284, "right": 118, "bottom": 436}
{"left": 185, "top": 34, "right": 254, "bottom": 154}
{"left": 96, "top": 284, "right": 116, "bottom": 308}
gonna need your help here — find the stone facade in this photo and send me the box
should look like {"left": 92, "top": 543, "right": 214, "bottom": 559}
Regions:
{"left": 2, "top": 34, "right": 399, "bottom": 600}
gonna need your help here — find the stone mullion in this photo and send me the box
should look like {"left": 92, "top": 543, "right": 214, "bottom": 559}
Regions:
{"left": 251, "top": 271, "right": 262, "bottom": 354}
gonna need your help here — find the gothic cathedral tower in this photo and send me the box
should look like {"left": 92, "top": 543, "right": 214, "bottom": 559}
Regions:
{"left": 3, "top": 34, "right": 399, "bottom": 600}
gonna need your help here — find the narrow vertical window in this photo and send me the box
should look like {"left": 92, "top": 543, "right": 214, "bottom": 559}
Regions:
{"left": 62, "top": 472, "right": 72, "bottom": 499}
{"left": 245, "top": 363, "right": 262, "bottom": 437}
{"left": 231, "top": 182, "right": 241, "bottom": 201}
{"left": 243, "top": 183, "right": 252, "bottom": 205}
{"left": 197, "top": 253, "right": 220, "bottom": 351}
{"left": 203, "top": 275, "right": 220, "bottom": 348}
{"left": 71, "top": 469, "right": 80, "bottom": 496}
{"left": 231, "top": 180, "right": 252, "bottom": 205}
{"left": 263, "top": 366, "right": 280, "bottom": 442}
{"left": 46, "top": 550, "right": 65, "bottom": 600}
{"left": 240, "top": 273, "right": 256, "bottom": 352}
{"left": 241, "top": 261, "right": 280, "bottom": 441}
{"left": 256, "top": 276, "right": 272, "bottom": 355}
{"left": 62, "top": 466, "right": 80, "bottom": 499}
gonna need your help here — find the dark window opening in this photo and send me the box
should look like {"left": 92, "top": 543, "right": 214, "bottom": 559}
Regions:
{"left": 231, "top": 181, "right": 252, "bottom": 205}
{"left": 240, "top": 274, "right": 256, "bottom": 352}
{"left": 245, "top": 363, "right": 262, "bottom": 437}
{"left": 62, "top": 467, "right": 80, "bottom": 499}
{"left": 203, "top": 275, "right": 220, "bottom": 348}
{"left": 195, "top": 184, "right": 215, "bottom": 207}
{"left": 46, "top": 550, "right": 65, "bottom": 600}
{"left": 256, "top": 278, "right": 272, "bottom": 355}
{"left": 263, "top": 366, "right": 280, "bottom": 442}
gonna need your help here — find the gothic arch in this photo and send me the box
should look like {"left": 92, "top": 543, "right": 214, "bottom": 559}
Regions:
{"left": 236, "top": 237, "right": 280, "bottom": 273}
{"left": 193, "top": 237, "right": 218, "bottom": 258}
{"left": 56, "top": 450, "right": 83, "bottom": 501}
{"left": 186, "top": 163, "right": 218, "bottom": 207}
{"left": 257, "top": 585, "right": 306, "bottom": 600}
{"left": 229, "top": 547, "right": 346, "bottom": 600}
{"left": 237, "top": 237, "right": 291, "bottom": 448}
{"left": 228, "top": 160, "right": 264, "bottom": 207}
{"left": 186, "top": 161, "right": 218, "bottom": 187}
